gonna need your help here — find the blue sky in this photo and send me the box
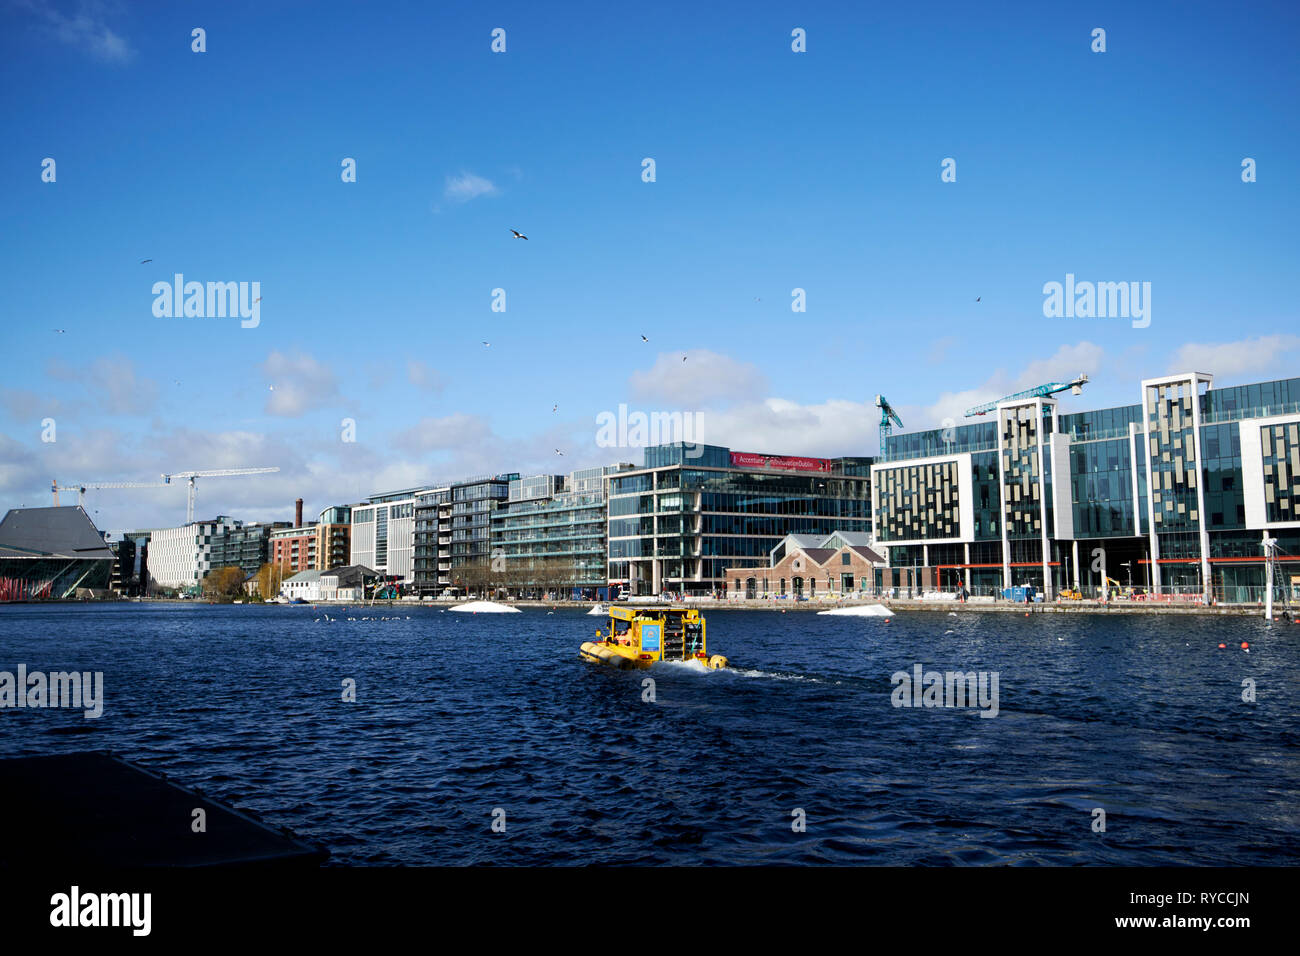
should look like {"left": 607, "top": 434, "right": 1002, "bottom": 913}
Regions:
{"left": 2, "top": 0, "right": 1297, "bottom": 530}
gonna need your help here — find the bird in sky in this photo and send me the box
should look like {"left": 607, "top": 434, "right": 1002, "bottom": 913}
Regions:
{"left": 640, "top": 334, "right": 648, "bottom": 342}
{"left": 682, "top": 354, "right": 687, "bottom": 362}
{"left": 975, "top": 296, "right": 981, "bottom": 302}
{"left": 140, "top": 258, "right": 152, "bottom": 264}
{"left": 510, "top": 229, "right": 528, "bottom": 240}
{"left": 552, "top": 404, "right": 558, "bottom": 412}
{"left": 555, "top": 448, "right": 564, "bottom": 456}
{"left": 53, "top": 329, "right": 65, "bottom": 333}
{"left": 482, "top": 341, "right": 490, "bottom": 347}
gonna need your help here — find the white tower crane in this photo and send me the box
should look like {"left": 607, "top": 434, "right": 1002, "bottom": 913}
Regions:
{"left": 160, "top": 468, "right": 280, "bottom": 523}
{"left": 52, "top": 479, "right": 171, "bottom": 509}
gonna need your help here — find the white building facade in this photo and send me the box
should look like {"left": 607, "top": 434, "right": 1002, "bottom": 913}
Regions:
{"left": 349, "top": 490, "right": 423, "bottom": 583}
{"left": 147, "top": 516, "right": 241, "bottom": 590}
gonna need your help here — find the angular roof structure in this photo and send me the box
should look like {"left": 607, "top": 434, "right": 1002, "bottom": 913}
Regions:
{"left": 320, "top": 564, "right": 378, "bottom": 586}
{"left": 0, "top": 506, "right": 115, "bottom": 559}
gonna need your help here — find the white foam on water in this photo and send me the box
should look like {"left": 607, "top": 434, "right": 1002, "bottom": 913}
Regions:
{"left": 656, "top": 658, "right": 712, "bottom": 673}
{"left": 448, "top": 601, "right": 521, "bottom": 614}
{"left": 725, "top": 667, "right": 827, "bottom": 684}
{"left": 816, "top": 604, "right": 895, "bottom": 617}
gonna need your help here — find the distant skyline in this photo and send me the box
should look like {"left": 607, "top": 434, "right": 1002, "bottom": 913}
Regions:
{"left": 2, "top": 0, "right": 1298, "bottom": 530}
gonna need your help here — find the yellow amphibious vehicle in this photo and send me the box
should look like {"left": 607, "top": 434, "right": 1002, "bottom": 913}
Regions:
{"left": 580, "top": 605, "right": 727, "bottom": 671}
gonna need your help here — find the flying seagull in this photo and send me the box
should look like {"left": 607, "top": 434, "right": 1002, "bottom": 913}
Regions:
{"left": 552, "top": 404, "right": 558, "bottom": 412}
{"left": 53, "top": 329, "right": 65, "bottom": 333}
{"left": 975, "top": 296, "right": 981, "bottom": 302}
{"left": 682, "top": 354, "right": 687, "bottom": 362}
{"left": 140, "top": 258, "right": 152, "bottom": 264}
{"left": 555, "top": 448, "right": 564, "bottom": 456}
{"left": 640, "top": 334, "right": 648, "bottom": 342}
{"left": 482, "top": 341, "right": 491, "bottom": 347}
{"left": 510, "top": 229, "right": 528, "bottom": 240}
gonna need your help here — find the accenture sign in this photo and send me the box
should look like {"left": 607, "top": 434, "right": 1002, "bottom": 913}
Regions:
{"left": 730, "top": 452, "right": 834, "bottom": 474}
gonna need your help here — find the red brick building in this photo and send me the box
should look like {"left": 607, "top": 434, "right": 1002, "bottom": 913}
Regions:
{"left": 723, "top": 531, "right": 885, "bottom": 599}
{"left": 271, "top": 527, "right": 316, "bottom": 573}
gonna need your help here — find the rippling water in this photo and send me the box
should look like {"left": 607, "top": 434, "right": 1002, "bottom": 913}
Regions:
{"left": 1, "top": 603, "right": 1297, "bottom": 865}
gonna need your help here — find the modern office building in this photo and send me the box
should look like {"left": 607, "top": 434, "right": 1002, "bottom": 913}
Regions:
{"left": 412, "top": 488, "right": 452, "bottom": 596}
{"left": 872, "top": 372, "right": 1300, "bottom": 601}
{"left": 208, "top": 522, "right": 291, "bottom": 578}
{"left": 606, "top": 443, "right": 875, "bottom": 597}
{"left": 315, "top": 505, "right": 352, "bottom": 571}
{"left": 494, "top": 465, "right": 630, "bottom": 599}
{"left": 0, "top": 506, "right": 116, "bottom": 600}
{"left": 350, "top": 489, "right": 422, "bottom": 584}
{"left": 102, "top": 533, "right": 138, "bottom": 595}
{"left": 147, "top": 516, "right": 242, "bottom": 591}
{"left": 448, "top": 473, "right": 516, "bottom": 588}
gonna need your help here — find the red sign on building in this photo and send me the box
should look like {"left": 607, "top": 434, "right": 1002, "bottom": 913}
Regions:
{"left": 730, "top": 452, "right": 833, "bottom": 473}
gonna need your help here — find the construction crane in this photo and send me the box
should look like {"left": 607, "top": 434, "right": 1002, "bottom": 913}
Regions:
{"left": 52, "top": 479, "right": 170, "bottom": 509}
{"left": 874, "top": 394, "right": 904, "bottom": 456}
{"left": 161, "top": 468, "right": 280, "bottom": 523}
{"left": 964, "top": 374, "right": 1089, "bottom": 418}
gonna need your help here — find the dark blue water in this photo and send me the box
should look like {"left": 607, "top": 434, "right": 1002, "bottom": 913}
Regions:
{"left": 1, "top": 603, "right": 1297, "bottom": 865}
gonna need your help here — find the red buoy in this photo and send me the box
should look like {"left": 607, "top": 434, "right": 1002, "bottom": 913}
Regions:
{"left": 1241, "top": 641, "right": 1249, "bottom": 649}
{"left": 1218, "top": 643, "right": 1226, "bottom": 649}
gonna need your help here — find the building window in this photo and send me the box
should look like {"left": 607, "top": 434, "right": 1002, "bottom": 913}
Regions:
{"left": 841, "top": 551, "right": 850, "bottom": 565}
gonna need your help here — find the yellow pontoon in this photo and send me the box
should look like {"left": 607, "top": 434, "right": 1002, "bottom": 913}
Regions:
{"left": 580, "top": 605, "right": 727, "bottom": 670}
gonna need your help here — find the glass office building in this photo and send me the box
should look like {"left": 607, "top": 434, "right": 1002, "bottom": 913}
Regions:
{"left": 493, "top": 465, "right": 626, "bottom": 598}
{"left": 209, "top": 522, "right": 291, "bottom": 577}
{"left": 412, "top": 488, "right": 452, "bottom": 596}
{"left": 872, "top": 372, "right": 1300, "bottom": 601}
{"left": 606, "top": 443, "right": 874, "bottom": 596}
{"left": 449, "top": 474, "right": 516, "bottom": 582}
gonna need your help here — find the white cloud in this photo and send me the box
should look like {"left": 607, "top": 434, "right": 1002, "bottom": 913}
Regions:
{"left": 21, "top": 0, "right": 133, "bottom": 63}
{"left": 406, "top": 359, "right": 444, "bottom": 393}
{"left": 629, "top": 350, "right": 767, "bottom": 406}
{"left": 905, "top": 342, "right": 1106, "bottom": 432}
{"left": 1167, "top": 335, "right": 1300, "bottom": 381}
{"left": 675, "top": 343, "right": 1109, "bottom": 458}
{"left": 1, "top": 389, "right": 70, "bottom": 421}
{"left": 443, "top": 172, "right": 499, "bottom": 203}
{"left": 45, "top": 353, "right": 157, "bottom": 415}
{"left": 694, "top": 397, "right": 876, "bottom": 457}
{"left": 262, "top": 351, "right": 340, "bottom": 417}
{"left": 395, "top": 414, "right": 490, "bottom": 454}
